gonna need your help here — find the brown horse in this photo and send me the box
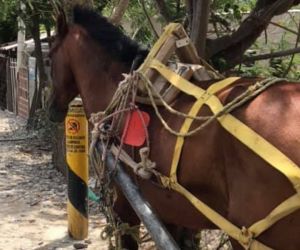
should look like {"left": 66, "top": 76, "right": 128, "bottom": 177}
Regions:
{"left": 48, "top": 6, "right": 300, "bottom": 250}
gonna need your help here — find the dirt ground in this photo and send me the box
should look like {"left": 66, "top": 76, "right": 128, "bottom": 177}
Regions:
{"left": 0, "top": 109, "right": 231, "bottom": 250}
{"left": 0, "top": 110, "right": 107, "bottom": 250}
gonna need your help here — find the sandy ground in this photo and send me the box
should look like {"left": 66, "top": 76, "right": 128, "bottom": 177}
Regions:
{"left": 0, "top": 110, "right": 107, "bottom": 250}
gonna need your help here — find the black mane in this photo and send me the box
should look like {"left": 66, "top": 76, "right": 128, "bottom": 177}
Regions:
{"left": 73, "top": 6, "right": 148, "bottom": 67}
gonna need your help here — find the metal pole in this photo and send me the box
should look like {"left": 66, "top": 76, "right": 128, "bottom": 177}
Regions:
{"left": 65, "top": 98, "right": 88, "bottom": 239}
{"left": 100, "top": 144, "right": 180, "bottom": 250}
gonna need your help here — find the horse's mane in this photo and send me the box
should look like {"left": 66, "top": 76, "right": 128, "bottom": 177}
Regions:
{"left": 73, "top": 6, "right": 148, "bottom": 67}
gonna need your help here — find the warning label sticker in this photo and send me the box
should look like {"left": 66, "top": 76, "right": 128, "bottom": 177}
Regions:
{"left": 66, "top": 119, "right": 81, "bottom": 135}
{"left": 65, "top": 115, "right": 87, "bottom": 154}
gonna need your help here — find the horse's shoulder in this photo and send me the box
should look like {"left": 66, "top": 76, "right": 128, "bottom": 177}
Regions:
{"left": 213, "top": 78, "right": 300, "bottom": 132}
{"left": 217, "top": 77, "right": 259, "bottom": 104}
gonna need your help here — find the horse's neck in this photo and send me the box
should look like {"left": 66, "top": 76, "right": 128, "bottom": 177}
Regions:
{"left": 65, "top": 27, "right": 130, "bottom": 117}
{"left": 78, "top": 77, "right": 117, "bottom": 117}
{"left": 73, "top": 55, "right": 129, "bottom": 117}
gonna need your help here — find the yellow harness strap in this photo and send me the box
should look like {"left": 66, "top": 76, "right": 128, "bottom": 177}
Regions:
{"left": 249, "top": 193, "right": 300, "bottom": 237}
{"left": 149, "top": 60, "right": 300, "bottom": 249}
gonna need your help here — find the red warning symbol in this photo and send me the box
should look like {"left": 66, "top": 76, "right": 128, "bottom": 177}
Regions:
{"left": 67, "top": 119, "right": 80, "bottom": 134}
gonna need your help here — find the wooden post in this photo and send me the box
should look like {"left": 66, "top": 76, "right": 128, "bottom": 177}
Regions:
{"left": 16, "top": 3, "right": 26, "bottom": 75}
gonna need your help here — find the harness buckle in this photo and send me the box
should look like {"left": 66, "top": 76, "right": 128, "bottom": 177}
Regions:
{"left": 176, "top": 37, "right": 190, "bottom": 48}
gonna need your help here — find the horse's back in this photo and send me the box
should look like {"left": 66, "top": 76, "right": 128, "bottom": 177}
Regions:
{"left": 236, "top": 81, "right": 300, "bottom": 164}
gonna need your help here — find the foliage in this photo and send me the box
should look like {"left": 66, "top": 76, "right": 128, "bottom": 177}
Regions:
{"left": 212, "top": 0, "right": 255, "bottom": 12}
{"left": 0, "top": 0, "right": 59, "bottom": 44}
{"left": 96, "top": 0, "right": 256, "bottom": 47}
{"left": 0, "top": 0, "right": 18, "bottom": 43}
{"left": 20, "top": 0, "right": 59, "bottom": 33}
{"left": 236, "top": 11, "right": 300, "bottom": 80}
{"left": 0, "top": 0, "right": 17, "bottom": 21}
{"left": 0, "top": 18, "right": 18, "bottom": 44}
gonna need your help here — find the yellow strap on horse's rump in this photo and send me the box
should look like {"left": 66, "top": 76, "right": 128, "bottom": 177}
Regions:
{"left": 206, "top": 97, "right": 300, "bottom": 190}
{"left": 171, "top": 182, "right": 272, "bottom": 250}
{"left": 203, "top": 79, "right": 300, "bottom": 239}
{"left": 249, "top": 193, "right": 300, "bottom": 237}
{"left": 150, "top": 60, "right": 300, "bottom": 249}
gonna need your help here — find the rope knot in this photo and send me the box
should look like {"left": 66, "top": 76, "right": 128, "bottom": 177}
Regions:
{"left": 247, "top": 85, "right": 256, "bottom": 93}
{"left": 135, "top": 147, "right": 156, "bottom": 179}
{"left": 119, "top": 73, "right": 132, "bottom": 85}
{"left": 129, "top": 102, "right": 138, "bottom": 110}
{"left": 89, "top": 111, "right": 105, "bottom": 124}
{"left": 159, "top": 175, "right": 177, "bottom": 189}
{"left": 238, "top": 226, "right": 254, "bottom": 250}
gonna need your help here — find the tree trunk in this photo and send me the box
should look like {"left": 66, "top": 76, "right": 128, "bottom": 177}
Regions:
{"left": 16, "top": 2, "right": 26, "bottom": 75}
{"left": 189, "top": 0, "right": 211, "bottom": 58}
{"left": 109, "top": 0, "right": 130, "bottom": 25}
{"left": 28, "top": 13, "right": 48, "bottom": 125}
{"left": 45, "top": 22, "right": 52, "bottom": 48}
{"left": 52, "top": 124, "right": 67, "bottom": 176}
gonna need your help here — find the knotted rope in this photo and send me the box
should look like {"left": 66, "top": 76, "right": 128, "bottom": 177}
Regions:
{"left": 137, "top": 73, "right": 286, "bottom": 137}
{"left": 89, "top": 73, "right": 152, "bottom": 249}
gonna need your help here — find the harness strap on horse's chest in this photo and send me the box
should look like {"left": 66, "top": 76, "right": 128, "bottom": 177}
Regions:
{"left": 150, "top": 59, "right": 240, "bottom": 179}
{"left": 150, "top": 60, "right": 300, "bottom": 249}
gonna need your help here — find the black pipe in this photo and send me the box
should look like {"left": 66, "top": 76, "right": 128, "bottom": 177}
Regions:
{"left": 101, "top": 145, "right": 180, "bottom": 250}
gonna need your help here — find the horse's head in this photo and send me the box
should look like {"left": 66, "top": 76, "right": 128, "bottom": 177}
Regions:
{"left": 48, "top": 6, "right": 148, "bottom": 123}
{"left": 48, "top": 9, "right": 78, "bottom": 123}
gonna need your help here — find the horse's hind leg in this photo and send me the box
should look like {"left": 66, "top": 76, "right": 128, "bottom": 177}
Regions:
{"left": 165, "top": 224, "right": 199, "bottom": 250}
{"left": 181, "top": 228, "right": 200, "bottom": 250}
{"left": 113, "top": 191, "right": 140, "bottom": 250}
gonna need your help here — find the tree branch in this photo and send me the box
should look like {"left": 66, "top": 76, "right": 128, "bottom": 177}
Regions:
{"left": 269, "top": 21, "right": 298, "bottom": 35}
{"left": 190, "top": 0, "right": 210, "bottom": 58}
{"left": 154, "top": 0, "right": 172, "bottom": 22}
{"left": 185, "top": 0, "right": 192, "bottom": 30}
{"left": 141, "top": 0, "right": 159, "bottom": 38}
{"left": 282, "top": 19, "right": 300, "bottom": 77}
{"left": 242, "top": 47, "right": 300, "bottom": 62}
{"left": 109, "top": 0, "right": 129, "bottom": 25}
{"left": 210, "top": 11, "right": 232, "bottom": 32}
{"left": 207, "top": 0, "right": 300, "bottom": 71}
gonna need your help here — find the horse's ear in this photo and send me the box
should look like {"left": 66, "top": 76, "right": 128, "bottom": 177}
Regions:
{"left": 56, "top": 6, "right": 68, "bottom": 38}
